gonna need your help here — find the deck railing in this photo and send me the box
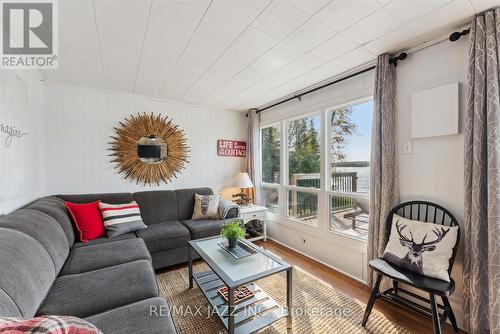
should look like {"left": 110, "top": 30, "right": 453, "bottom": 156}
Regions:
{"left": 287, "top": 171, "right": 359, "bottom": 217}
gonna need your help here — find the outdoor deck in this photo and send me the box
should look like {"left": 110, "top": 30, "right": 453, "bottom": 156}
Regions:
{"left": 301, "top": 207, "right": 369, "bottom": 240}
{"left": 330, "top": 207, "right": 369, "bottom": 239}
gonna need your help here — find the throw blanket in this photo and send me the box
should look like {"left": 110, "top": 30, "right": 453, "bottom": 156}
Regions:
{"left": 218, "top": 199, "right": 240, "bottom": 219}
{"left": 0, "top": 315, "right": 103, "bottom": 334}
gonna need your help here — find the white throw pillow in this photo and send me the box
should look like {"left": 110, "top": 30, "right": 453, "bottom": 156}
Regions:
{"left": 382, "top": 214, "right": 458, "bottom": 282}
{"left": 192, "top": 194, "right": 221, "bottom": 220}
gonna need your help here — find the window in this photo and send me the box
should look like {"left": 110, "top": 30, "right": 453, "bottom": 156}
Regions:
{"left": 261, "top": 125, "right": 280, "bottom": 184}
{"left": 259, "top": 97, "right": 373, "bottom": 239}
{"left": 286, "top": 114, "right": 320, "bottom": 224}
{"left": 287, "top": 114, "right": 321, "bottom": 188}
{"left": 261, "top": 125, "right": 280, "bottom": 212}
{"left": 328, "top": 100, "right": 373, "bottom": 239}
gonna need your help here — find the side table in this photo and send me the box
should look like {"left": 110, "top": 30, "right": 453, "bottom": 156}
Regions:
{"left": 239, "top": 205, "right": 267, "bottom": 241}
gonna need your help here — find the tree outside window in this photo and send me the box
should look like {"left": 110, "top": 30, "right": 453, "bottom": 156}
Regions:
{"left": 261, "top": 125, "right": 280, "bottom": 184}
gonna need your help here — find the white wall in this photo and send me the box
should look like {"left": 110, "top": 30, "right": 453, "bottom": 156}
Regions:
{"left": 397, "top": 38, "right": 468, "bottom": 327}
{"left": 0, "top": 70, "right": 45, "bottom": 214}
{"left": 43, "top": 83, "right": 246, "bottom": 196}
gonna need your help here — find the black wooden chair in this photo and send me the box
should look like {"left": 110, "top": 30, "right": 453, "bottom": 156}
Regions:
{"left": 361, "top": 201, "right": 460, "bottom": 334}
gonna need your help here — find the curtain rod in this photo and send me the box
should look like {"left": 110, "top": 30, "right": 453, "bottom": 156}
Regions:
{"left": 254, "top": 65, "right": 375, "bottom": 114}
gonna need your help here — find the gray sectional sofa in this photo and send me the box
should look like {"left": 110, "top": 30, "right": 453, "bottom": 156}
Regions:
{"left": 0, "top": 187, "right": 239, "bottom": 334}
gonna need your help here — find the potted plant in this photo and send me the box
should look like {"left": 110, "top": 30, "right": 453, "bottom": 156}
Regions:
{"left": 221, "top": 221, "right": 246, "bottom": 248}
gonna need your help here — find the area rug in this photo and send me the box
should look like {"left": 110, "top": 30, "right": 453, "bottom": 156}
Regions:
{"left": 156, "top": 263, "right": 410, "bottom": 334}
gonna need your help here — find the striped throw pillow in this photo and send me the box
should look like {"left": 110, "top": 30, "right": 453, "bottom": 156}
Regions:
{"left": 99, "top": 201, "right": 147, "bottom": 238}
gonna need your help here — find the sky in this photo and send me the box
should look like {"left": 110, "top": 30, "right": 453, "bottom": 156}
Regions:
{"left": 341, "top": 101, "right": 373, "bottom": 162}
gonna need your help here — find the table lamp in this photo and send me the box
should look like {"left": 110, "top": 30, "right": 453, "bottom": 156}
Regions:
{"left": 232, "top": 172, "right": 254, "bottom": 206}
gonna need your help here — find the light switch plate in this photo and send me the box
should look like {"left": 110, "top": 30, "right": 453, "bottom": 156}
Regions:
{"left": 403, "top": 140, "right": 412, "bottom": 154}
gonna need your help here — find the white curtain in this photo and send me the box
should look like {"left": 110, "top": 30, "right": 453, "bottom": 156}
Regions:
{"left": 247, "top": 109, "right": 261, "bottom": 204}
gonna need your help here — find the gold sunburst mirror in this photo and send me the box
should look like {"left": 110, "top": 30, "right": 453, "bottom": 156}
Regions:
{"left": 109, "top": 113, "right": 189, "bottom": 185}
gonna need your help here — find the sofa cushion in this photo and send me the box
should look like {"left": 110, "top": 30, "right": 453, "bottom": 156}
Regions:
{"left": 0, "top": 228, "right": 56, "bottom": 318}
{"left": 60, "top": 238, "right": 151, "bottom": 276}
{"left": 0, "top": 289, "right": 21, "bottom": 317}
{"left": 136, "top": 221, "right": 190, "bottom": 252}
{"left": 57, "top": 193, "right": 134, "bottom": 205}
{"left": 37, "top": 260, "right": 158, "bottom": 318}
{"left": 150, "top": 247, "right": 191, "bottom": 270}
{"left": 182, "top": 218, "right": 234, "bottom": 240}
{"left": 71, "top": 232, "right": 136, "bottom": 249}
{"left": 27, "top": 196, "right": 76, "bottom": 245}
{"left": 133, "top": 190, "right": 178, "bottom": 224}
{"left": 86, "top": 297, "right": 176, "bottom": 334}
{"left": 0, "top": 209, "right": 69, "bottom": 273}
{"left": 57, "top": 193, "right": 134, "bottom": 204}
{"left": 175, "top": 187, "right": 213, "bottom": 220}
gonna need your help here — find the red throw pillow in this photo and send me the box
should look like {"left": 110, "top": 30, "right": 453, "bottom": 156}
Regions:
{"left": 65, "top": 201, "right": 105, "bottom": 242}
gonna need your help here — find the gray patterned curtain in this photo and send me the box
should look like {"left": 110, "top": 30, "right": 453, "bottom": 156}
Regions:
{"left": 367, "top": 53, "right": 399, "bottom": 287}
{"left": 247, "top": 109, "right": 261, "bottom": 204}
{"left": 464, "top": 8, "right": 500, "bottom": 334}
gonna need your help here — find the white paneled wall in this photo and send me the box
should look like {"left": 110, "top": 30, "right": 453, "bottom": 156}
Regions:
{"left": 397, "top": 37, "right": 468, "bottom": 327}
{"left": 0, "top": 71, "right": 44, "bottom": 214}
{"left": 43, "top": 83, "right": 246, "bottom": 196}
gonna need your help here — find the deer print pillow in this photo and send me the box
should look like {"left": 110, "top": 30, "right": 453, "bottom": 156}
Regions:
{"left": 192, "top": 194, "right": 221, "bottom": 220}
{"left": 382, "top": 214, "right": 458, "bottom": 282}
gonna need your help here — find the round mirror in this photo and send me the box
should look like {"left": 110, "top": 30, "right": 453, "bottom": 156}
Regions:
{"left": 137, "top": 135, "right": 167, "bottom": 164}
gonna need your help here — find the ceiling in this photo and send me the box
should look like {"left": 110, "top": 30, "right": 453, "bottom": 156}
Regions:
{"left": 42, "top": 0, "right": 497, "bottom": 111}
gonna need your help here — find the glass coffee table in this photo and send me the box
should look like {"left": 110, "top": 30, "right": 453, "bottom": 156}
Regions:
{"left": 188, "top": 236, "right": 292, "bottom": 334}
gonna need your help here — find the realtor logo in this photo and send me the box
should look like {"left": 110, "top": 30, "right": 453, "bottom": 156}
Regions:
{"left": 0, "top": 0, "right": 58, "bottom": 69}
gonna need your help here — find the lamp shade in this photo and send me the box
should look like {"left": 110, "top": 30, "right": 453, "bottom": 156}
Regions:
{"left": 233, "top": 172, "right": 254, "bottom": 189}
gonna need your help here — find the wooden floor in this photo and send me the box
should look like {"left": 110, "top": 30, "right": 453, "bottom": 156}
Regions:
{"left": 253, "top": 239, "right": 462, "bottom": 334}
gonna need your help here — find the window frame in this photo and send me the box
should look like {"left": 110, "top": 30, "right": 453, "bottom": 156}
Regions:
{"left": 284, "top": 111, "right": 322, "bottom": 225}
{"left": 258, "top": 96, "right": 373, "bottom": 236}
{"left": 325, "top": 97, "right": 373, "bottom": 237}
{"left": 325, "top": 96, "right": 373, "bottom": 195}
{"left": 284, "top": 111, "right": 322, "bottom": 190}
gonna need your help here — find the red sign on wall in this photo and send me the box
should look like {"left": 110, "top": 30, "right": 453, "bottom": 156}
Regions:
{"left": 217, "top": 139, "right": 247, "bottom": 157}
